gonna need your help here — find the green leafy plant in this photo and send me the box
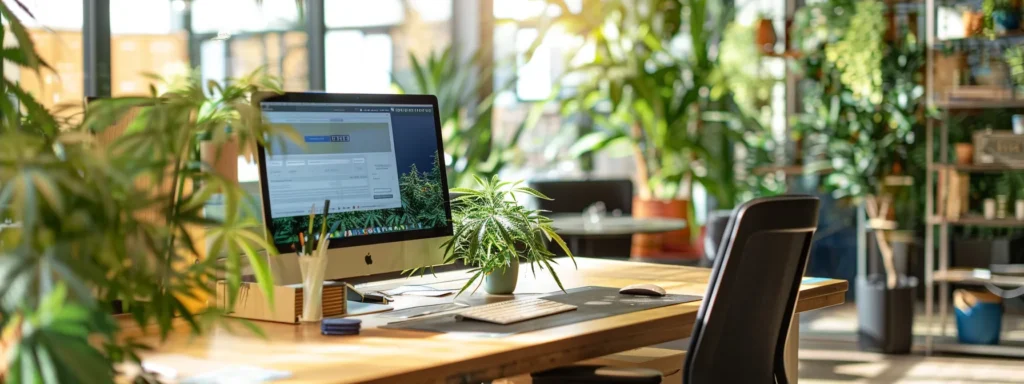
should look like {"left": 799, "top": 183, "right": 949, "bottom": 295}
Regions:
{"left": 415, "top": 176, "right": 574, "bottom": 296}
{"left": 824, "top": 0, "right": 885, "bottom": 104}
{"left": 703, "top": 19, "right": 787, "bottom": 208}
{"left": 393, "top": 48, "right": 544, "bottom": 188}
{"left": 1006, "top": 46, "right": 1024, "bottom": 88}
{"left": 793, "top": 0, "right": 927, "bottom": 288}
{"left": 556, "top": 0, "right": 712, "bottom": 202}
{"left": 0, "top": 4, "right": 298, "bottom": 380}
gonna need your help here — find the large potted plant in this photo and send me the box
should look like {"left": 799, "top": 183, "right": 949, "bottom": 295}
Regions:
{"left": 547, "top": 0, "right": 722, "bottom": 259}
{"left": 0, "top": 4, "right": 295, "bottom": 379}
{"left": 794, "top": 0, "right": 925, "bottom": 354}
{"left": 410, "top": 176, "right": 574, "bottom": 295}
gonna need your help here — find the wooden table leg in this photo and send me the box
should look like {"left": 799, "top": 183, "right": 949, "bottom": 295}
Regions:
{"left": 784, "top": 313, "right": 799, "bottom": 384}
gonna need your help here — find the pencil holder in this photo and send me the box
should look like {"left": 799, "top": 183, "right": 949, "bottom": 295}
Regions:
{"left": 299, "top": 237, "right": 330, "bottom": 322}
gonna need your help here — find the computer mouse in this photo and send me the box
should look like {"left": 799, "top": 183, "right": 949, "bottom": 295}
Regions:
{"left": 619, "top": 284, "right": 667, "bottom": 297}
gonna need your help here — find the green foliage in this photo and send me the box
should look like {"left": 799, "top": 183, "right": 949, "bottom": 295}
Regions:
{"left": 393, "top": 48, "right": 544, "bottom": 188}
{"left": 1006, "top": 46, "right": 1024, "bottom": 87}
{"left": 413, "top": 176, "right": 574, "bottom": 296}
{"left": 703, "top": 20, "right": 787, "bottom": 208}
{"left": 555, "top": 0, "right": 717, "bottom": 201}
{"left": 548, "top": 0, "right": 779, "bottom": 210}
{"left": 0, "top": 6, "right": 298, "bottom": 380}
{"left": 824, "top": 0, "right": 885, "bottom": 104}
{"left": 793, "top": 0, "right": 928, "bottom": 228}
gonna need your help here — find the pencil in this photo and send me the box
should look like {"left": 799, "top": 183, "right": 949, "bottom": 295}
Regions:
{"left": 307, "top": 203, "right": 316, "bottom": 235}
{"left": 319, "top": 199, "right": 331, "bottom": 241}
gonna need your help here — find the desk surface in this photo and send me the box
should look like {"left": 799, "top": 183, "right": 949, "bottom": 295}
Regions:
{"left": 138, "top": 258, "right": 847, "bottom": 384}
{"left": 549, "top": 214, "right": 687, "bottom": 237}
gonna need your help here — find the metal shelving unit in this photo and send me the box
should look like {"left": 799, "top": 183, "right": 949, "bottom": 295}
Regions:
{"left": 924, "top": 0, "right": 1024, "bottom": 358}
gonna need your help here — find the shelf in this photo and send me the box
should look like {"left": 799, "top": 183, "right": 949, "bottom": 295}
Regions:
{"left": 933, "top": 268, "right": 1024, "bottom": 287}
{"left": 930, "top": 163, "right": 1024, "bottom": 173}
{"left": 761, "top": 50, "right": 802, "bottom": 59}
{"left": 928, "top": 215, "right": 1024, "bottom": 227}
{"left": 936, "top": 30, "right": 1024, "bottom": 46}
{"left": 931, "top": 337, "right": 1024, "bottom": 358}
{"left": 933, "top": 99, "right": 1024, "bottom": 110}
{"left": 752, "top": 164, "right": 833, "bottom": 176}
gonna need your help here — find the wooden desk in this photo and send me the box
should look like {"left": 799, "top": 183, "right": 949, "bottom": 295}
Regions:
{"left": 138, "top": 258, "right": 847, "bottom": 383}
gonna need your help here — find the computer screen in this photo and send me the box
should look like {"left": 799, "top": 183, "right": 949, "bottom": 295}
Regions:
{"left": 257, "top": 95, "right": 452, "bottom": 253}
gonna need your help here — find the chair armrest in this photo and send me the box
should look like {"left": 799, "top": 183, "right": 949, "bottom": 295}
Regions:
{"left": 530, "top": 365, "right": 663, "bottom": 384}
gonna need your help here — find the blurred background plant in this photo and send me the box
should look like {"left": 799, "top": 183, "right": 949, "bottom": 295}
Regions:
{"left": 393, "top": 47, "right": 545, "bottom": 188}
{"left": 0, "top": 2, "right": 296, "bottom": 381}
{"left": 792, "top": 0, "right": 927, "bottom": 287}
{"left": 539, "top": 0, "right": 778, "bottom": 211}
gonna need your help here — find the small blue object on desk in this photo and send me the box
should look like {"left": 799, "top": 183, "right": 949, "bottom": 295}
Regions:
{"left": 321, "top": 318, "right": 361, "bottom": 336}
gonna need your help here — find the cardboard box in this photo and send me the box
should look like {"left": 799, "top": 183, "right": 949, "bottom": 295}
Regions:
{"left": 216, "top": 280, "right": 347, "bottom": 324}
{"left": 494, "top": 347, "right": 685, "bottom": 384}
{"left": 974, "top": 130, "right": 1024, "bottom": 167}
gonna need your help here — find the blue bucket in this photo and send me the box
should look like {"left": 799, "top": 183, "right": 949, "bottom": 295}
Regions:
{"left": 954, "top": 290, "right": 1003, "bottom": 345}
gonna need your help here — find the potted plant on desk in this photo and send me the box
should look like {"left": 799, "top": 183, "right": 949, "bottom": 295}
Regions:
{"left": 412, "top": 176, "right": 574, "bottom": 295}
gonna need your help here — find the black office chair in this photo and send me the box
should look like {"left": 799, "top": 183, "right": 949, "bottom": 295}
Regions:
{"left": 530, "top": 179, "right": 634, "bottom": 257}
{"left": 531, "top": 195, "right": 821, "bottom": 384}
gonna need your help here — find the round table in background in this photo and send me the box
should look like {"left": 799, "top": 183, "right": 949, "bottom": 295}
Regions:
{"left": 548, "top": 214, "right": 687, "bottom": 256}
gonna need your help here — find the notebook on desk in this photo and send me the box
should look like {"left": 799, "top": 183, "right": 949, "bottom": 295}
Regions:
{"left": 381, "top": 286, "right": 701, "bottom": 335}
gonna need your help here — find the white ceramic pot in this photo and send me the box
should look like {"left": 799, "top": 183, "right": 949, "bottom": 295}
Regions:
{"left": 984, "top": 198, "right": 997, "bottom": 219}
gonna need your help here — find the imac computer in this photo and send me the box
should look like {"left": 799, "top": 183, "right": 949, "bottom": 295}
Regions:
{"left": 256, "top": 93, "right": 453, "bottom": 286}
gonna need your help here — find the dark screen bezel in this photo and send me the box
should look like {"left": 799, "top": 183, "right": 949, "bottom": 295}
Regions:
{"left": 255, "top": 92, "right": 453, "bottom": 254}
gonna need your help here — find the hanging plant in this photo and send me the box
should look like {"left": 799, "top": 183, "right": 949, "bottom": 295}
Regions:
{"left": 824, "top": 0, "right": 885, "bottom": 105}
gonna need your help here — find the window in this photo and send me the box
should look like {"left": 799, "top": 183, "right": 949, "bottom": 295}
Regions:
{"left": 324, "top": 0, "right": 452, "bottom": 94}
{"left": 191, "top": 0, "right": 308, "bottom": 90}
{"left": 110, "top": 0, "right": 189, "bottom": 96}
{"left": 493, "top": 0, "right": 583, "bottom": 102}
{"left": 5, "top": 0, "right": 84, "bottom": 111}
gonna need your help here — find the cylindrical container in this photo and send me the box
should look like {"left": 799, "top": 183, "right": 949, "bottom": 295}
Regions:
{"left": 1014, "top": 115, "right": 1024, "bottom": 134}
{"left": 984, "top": 198, "right": 997, "bottom": 219}
{"left": 997, "top": 195, "right": 1009, "bottom": 219}
{"left": 1016, "top": 200, "right": 1024, "bottom": 220}
{"left": 954, "top": 289, "right": 1003, "bottom": 345}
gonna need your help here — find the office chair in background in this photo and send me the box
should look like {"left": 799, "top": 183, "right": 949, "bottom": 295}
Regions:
{"left": 531, "top": 195, "right": 821, "bottom": 384}
{"left": 529, "top": 179, "right": 634, "bottom": 257}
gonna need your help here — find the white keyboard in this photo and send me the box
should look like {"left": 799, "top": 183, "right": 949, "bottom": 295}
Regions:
{"left": 456, "top": 298, "right": 577, "bottom": 325}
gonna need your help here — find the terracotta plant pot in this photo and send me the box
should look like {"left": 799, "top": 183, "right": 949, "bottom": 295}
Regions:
{"left": 963, "top": 11, "right": 984, "bottom": 36}
{"left": 755, "top": 18, "right": 777, "bottom": 54}
{"left": 200, "top": 139, "right": 240, "bottom": 182}
{"left": 955, "top": 143, "right": 974, "bottom": 165}
{"left": 631, "top": 198, "right": 700, "bottom": 260}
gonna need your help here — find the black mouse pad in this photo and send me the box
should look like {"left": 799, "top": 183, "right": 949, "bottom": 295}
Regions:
{"left": 381, "top": 286, "right": 701, "bottom": 335}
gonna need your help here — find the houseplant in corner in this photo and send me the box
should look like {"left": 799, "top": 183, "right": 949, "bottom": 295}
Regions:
{"left": 415, "top": 176, "right": 573, "bottom": 295}
{"left": 794, "top": 0, "right": 926, "bottom": 354}
{"left": 0, "top": 2, "right": 296, "bottom": 380}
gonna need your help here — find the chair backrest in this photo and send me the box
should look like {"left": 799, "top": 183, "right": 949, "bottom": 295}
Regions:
{"left": 529, "top": 179, "right": 633, "bottom": 214}
{"left": 683, "top": 196, "right": 820, "bottom": 384}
